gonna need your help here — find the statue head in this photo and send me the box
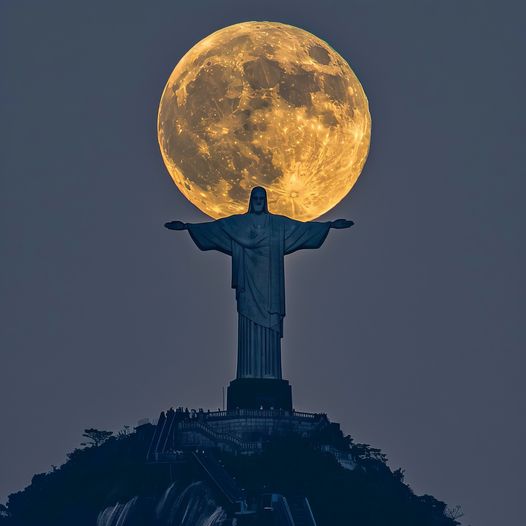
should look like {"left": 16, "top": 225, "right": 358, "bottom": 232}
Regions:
{"left": 247, "top": 186, "right": 269, "bottom": 214}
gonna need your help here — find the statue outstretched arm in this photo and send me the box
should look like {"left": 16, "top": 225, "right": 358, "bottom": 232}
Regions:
{"left": 329, "top": 219, "right": 354, "bottom": 229}
{"left": 283, "top": 217, "right": 354, "bottom": 254}
{"left": 164, "top": 218, "right": 232, "bottom": 255}
{"left": 164, "top": 220, "right": 188, "bottom": 230}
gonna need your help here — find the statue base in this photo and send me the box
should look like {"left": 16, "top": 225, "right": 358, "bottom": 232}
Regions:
{"left": 227, "top": 378, "right": 292, "bottom": 411}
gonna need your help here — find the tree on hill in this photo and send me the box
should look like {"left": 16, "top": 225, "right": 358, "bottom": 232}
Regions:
{"left": 80, "top": 428, "right": 113, "bottom": 447}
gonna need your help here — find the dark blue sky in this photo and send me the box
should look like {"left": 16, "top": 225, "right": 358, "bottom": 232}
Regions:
{"left": 1, "top": 2, "right": 524, "bottom": 525}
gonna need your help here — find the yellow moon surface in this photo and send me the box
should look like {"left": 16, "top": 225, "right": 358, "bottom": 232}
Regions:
{"left": 158, "top": 21, "right": 371, "bottom": 221}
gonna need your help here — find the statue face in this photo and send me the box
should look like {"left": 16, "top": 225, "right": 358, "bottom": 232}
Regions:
{"left": 250, "top": 188, "right": 266, "bottom": 214}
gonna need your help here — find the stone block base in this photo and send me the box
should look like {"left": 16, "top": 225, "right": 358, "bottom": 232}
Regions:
{"left": 227, "top": 378, "right": 292, "bottom": 411}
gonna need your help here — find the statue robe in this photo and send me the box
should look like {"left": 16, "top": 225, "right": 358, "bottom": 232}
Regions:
{"left": 187, "top": 213, "right": 330, "bottom": 379}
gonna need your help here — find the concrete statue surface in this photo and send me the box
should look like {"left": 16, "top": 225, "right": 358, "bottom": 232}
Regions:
{"left": 165, "top": 186, "right": 353, "bottom": 409}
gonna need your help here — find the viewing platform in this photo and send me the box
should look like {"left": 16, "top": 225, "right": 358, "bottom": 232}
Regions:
{"left": 147, "top": 407, "right": 355, "bottom": 471}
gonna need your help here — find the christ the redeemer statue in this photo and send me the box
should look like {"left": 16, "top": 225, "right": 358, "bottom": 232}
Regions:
{"left": 165, "top": 186, "right": 353, "bottom": 410}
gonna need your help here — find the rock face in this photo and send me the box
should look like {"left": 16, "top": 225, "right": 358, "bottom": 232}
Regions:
{"left": 96, "top": 482, "right": 230, "bottom": 526}
{"left": 155, "top": 482, "right": 228, "bottom": 526}
{"left": 97, "top": 497, "right": 153, "bottom": 526}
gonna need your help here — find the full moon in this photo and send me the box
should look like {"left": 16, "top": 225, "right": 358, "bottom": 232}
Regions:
{"left": 158, "top": 21, "right": 371, "bottom": 221}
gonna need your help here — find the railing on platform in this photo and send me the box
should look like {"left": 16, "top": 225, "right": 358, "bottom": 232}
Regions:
{"left": 179, "top": 420, "right": 260, "bottom": 451}
{"left": 203, "top": 409, "right": 326, "bottom": 420}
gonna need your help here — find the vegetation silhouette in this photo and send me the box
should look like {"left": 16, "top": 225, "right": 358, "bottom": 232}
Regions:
{"left": 0, "top": 423, "right": 462, "bottom": 526}
{"left": 80, "top": 428, "right": 114, "bottom": 448}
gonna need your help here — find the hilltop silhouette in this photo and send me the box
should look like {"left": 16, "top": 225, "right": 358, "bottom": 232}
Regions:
{"left": 0, "top": 418, "right": 462, "bottom": 526}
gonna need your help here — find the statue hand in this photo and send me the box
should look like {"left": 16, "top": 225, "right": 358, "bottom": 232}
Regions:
{"left": 331, "top": 219, "right": 354, "bottom": 229}
{"left": 164, "top": 221, "right": 188, "bottom": 231}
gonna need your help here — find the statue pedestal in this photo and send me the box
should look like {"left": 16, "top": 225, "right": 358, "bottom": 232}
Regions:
{"left": 227, "top": 378, "right": 292, "bottom": 411}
